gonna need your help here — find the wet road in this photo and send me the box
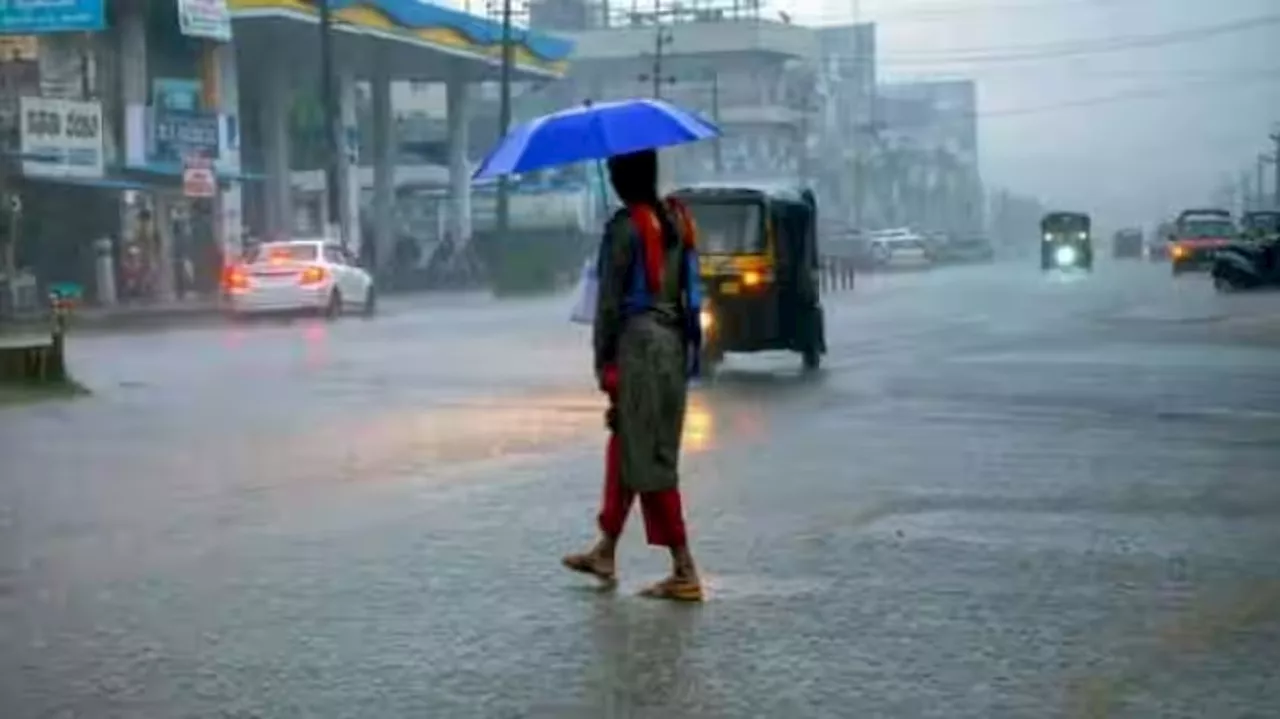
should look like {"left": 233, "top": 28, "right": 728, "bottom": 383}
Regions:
{"left": 2, "top": 262, "right": 1279, "bottom": 718}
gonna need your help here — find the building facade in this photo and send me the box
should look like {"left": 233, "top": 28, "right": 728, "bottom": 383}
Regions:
{"left": 874, "top": 79, "right": 983, "bottom": 235}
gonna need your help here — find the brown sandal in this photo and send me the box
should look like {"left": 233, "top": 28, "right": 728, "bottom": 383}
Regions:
{"left": 561, "top": 552, "right": 617, "bottom": 584}
{"left": 639, "top": 575, "right": 704, "bottom": 602}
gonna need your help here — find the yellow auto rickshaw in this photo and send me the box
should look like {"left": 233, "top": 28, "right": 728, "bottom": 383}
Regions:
{"left": 671, "top": 182, "right": 827, "bottom": 372}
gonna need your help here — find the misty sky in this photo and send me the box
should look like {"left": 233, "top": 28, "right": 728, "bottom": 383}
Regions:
{"left": 792, "top": 0, "right": 1280, "bottom": 228}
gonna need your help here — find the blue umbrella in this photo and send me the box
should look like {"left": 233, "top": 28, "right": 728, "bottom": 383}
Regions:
{"left": 472, "top": 98, "right": 720, "bottom": 181}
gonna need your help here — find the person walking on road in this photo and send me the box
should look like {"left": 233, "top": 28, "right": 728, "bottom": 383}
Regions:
{"left": 562, "top": 149, "right": 705, "bottom": 602}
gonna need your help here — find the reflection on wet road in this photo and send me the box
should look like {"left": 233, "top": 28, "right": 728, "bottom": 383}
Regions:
{"left": 2, "top": 264, "right": 1279, "bottom": 718}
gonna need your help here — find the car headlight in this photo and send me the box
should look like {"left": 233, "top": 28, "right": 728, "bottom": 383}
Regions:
{"left": 700, "top": 309, "right": 714, "bottom": 331}
{"left": 1054, "top": 245, "right": 1077, "bottom": 266}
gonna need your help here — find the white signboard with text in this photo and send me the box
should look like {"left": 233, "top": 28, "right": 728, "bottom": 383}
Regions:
{"left": 178, "top": 0, "right": 231, "bottom": 41}
{"left": 183, "top": 156, "right": 217, "bottom": 198}
{"left": 19, "top": 96, "right": 103, "bottom": 179}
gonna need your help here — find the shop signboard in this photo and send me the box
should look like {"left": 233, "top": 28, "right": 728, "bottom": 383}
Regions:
{"left": 182, "top": 155, "right": 216, "bottom": 198}
{"left": 19, "top": 96, "right": 103, "bottom": 178}
{"left": 154, "top": 78, "right": 201, "bottom": 113}
{"left": 0, "top": 0, "right": 105, "bottom": 34}
{"left": 153, "top": 110, "right": 220, "bottom": 163}
{"left": 177, "top": 0, "right": 232, "bottom": 42}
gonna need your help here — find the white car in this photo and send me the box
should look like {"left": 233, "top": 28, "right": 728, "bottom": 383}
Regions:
{"left": 868, "top": 228, "right": 932, "bottom": 268}
{"left": 224, "top": 239, "right": 376, "bottom": 318}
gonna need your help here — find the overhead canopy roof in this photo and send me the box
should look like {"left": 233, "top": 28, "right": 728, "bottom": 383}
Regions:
{"left": 229, "top": 0, "right": 573, "bottom": 81}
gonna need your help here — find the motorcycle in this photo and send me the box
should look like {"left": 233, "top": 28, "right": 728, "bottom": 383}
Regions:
{"left": 1210, "top": 238, "right": 1280, "bottom": 292}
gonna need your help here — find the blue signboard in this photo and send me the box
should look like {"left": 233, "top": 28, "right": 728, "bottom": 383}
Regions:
{"left": 153, "top": 111, "right": 220, "bottom": 163}
{"left": 0, "top": 0, "right": 105, "bottom": 34}
{"left": 153, "top": 78, "right": 202, "bottom": 114}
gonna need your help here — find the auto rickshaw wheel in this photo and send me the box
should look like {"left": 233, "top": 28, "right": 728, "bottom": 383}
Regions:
{"left": 802, "top": 348, "right": 821, "bottom": 371}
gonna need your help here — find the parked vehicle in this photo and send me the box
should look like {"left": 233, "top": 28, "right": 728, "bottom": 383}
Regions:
{"left": 936, "top": 235, "right": 996, "bottom": 264}
{"left": 868, "top": 228, "right": 933, "bottom": 269}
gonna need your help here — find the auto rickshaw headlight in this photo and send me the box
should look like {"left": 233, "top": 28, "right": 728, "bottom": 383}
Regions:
{"left": 1043, "top": 233, "right": 1053, "bottom": 242}
{"left": 1054, "top": 245, "right": 1077, "bottom": 266}
{"left": 700, "top": 308, "right": 714, "bottom": 331}
{"left": 1077, "top": 231, "right": 1088, "bottom": 240}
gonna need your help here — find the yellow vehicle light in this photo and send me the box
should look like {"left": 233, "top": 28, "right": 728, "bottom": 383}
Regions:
{"left": 742, "top": 270, "right": 762, "bottom": 287}
{"left": 700, "top": 309, "right": 714, "bottom": 330}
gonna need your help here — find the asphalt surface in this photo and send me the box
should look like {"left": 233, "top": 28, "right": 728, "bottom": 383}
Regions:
{"left": 2, "top": 261, "right": 1279, "bottom": 719}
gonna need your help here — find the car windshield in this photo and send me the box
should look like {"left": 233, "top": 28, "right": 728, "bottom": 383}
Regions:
{"left": 1178, "top": 219, "right": 1235, "bottom": 237}
{"left": 1243, "top": 213, "right": 1280, "bottom": 233}
{"left": 684, "top": 202, "right": 764, "bottom": 255}
{"left": 243, "top": 243, "right": 319, "bottom": 264}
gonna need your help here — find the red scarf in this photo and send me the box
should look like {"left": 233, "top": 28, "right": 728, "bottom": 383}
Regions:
{"left": 626, "top": 198, "right": 698, "bottom": 293}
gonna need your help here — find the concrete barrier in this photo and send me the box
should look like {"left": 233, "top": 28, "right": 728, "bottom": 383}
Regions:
{"left": 0, "top": 294, "right": 69, "bottom": 386}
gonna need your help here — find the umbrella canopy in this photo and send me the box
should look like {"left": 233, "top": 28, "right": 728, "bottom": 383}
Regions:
{"left": 472, "top": 98, "right": 720, "bottom": 181}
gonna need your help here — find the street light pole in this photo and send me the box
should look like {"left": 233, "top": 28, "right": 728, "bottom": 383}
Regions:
{"left": 1270, "top": 128, "right": 1280, "bottom": 208}
{"left": 495, "top": 0, "right": 515, "bottom": 244}
{"left": 318, "top": 0, "right": 343, "bottom": 245}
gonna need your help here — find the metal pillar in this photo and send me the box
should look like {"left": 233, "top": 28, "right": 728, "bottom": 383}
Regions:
{"left": 337, "top": 67, "right": 361, "bottom": 256}
{"left": 495, "top": 0, "right": 514, "bottom": 243}
{"left": 318, "top": 0, "right": 343, "bottom": 244}
{"left": 370, "top": 55, "right": 394, "bottom": 274}
{"left": 447, "top": 77, "right": 473, "bottom": 248}
{"left": 258, "top": 61, "right": 292, "bottom": 238}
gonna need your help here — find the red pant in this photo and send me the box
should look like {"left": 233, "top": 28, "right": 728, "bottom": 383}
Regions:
{"left": 598, "top": 432, "right": 688, "bottom": 547}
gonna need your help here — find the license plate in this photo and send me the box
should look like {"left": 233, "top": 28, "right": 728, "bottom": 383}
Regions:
{"left": 720, "top": 281, "right": 740, "bottom": 295}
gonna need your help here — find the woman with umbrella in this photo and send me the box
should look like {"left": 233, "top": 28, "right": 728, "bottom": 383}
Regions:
{"left": 474, "top": 100, "right": 719, "bottom": 601}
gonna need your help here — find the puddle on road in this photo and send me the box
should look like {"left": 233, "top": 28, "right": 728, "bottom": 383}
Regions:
{"left": 861, "top": 508, "right": 1272, "bottom": 561}
{"left": 949, "top": 343, "right": 1280, "bottom": 370}
{"left": 607, "top": 574, "right": 833, "bottom": 603}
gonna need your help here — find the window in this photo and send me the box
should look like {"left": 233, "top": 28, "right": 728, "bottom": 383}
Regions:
{"left": 324, "top": 246, "right": 347, "bottom": 264}
{"left": 244, "top": 243, "right": 318, "bottom": 264}
{"left": 1178, "top": 219, "right": 1235, "bottom": 238}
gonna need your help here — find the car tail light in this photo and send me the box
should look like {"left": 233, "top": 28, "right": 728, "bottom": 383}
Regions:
{"left": 299, "top": 266, "right": 328, "bottom": 285}
{"left": 223, "top": 266, "right": 250, "bottom": 292}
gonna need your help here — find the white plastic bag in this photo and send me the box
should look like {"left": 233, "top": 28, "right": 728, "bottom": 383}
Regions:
{"left": 569, "top": 256, "right": 598, "bottom": 325}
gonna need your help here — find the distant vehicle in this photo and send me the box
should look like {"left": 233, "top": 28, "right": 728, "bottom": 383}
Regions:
{"left": 1040, "top": 211, "right": 1093, "bottom": 271}
{"left": 1211, "top": 237, "right": 1280, "bottom": 292}
{"left": 1169, "top": 208, "right": 1235, "bottom": 275}
{"left": 1112, "top": 227, "right": 1143, "bottom": 259}
{"left": 936, "top": 235, "right": 995, "bottom": 264}
{"left": 868, "top": 228, "right": 932, "bottom": 269}
{"left": 1240, "top": 210, "right": 1280, "bottom": 242}
{"left": 223, "top": 239, "right": 377, "bottom": 318}
{"left": 1147, "top": 220, "right": 1174, "bottom": 261}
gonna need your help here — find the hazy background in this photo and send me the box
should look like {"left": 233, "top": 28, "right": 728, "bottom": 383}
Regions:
{"left": 792, "top": 0, "right": 1280, "bottom": 227}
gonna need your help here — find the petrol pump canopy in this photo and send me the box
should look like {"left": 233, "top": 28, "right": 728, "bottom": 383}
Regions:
{"left": 228, "top": 0, "right": 574, "bottom": 80}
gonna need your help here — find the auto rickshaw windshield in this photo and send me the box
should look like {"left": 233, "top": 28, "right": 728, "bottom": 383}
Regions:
{"left": 685, "top": 203, "right": 765, "bottom": 255}
{"left": 1043, "top": 215, "right": 1089, "bottom": 234}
